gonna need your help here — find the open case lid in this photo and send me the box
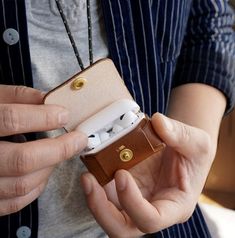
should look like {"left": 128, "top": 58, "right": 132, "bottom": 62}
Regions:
{"left": 43, "top": 58, "right": 133, "bottom": 132}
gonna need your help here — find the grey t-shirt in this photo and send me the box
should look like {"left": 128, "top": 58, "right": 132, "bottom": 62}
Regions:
{"left": 26, "top": 0, "right": 109, "bottom": 237}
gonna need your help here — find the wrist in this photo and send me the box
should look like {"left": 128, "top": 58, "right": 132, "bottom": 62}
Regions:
{"left": 167, "top": 83, "right": 226, "bottom": 145}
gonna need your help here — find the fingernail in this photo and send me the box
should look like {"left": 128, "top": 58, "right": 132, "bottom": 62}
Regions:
{"left": 58, "top": 111, "right": 69, "bottom": 125}
{"left": 116, "top": 171, "right": 127, "bottom": 192}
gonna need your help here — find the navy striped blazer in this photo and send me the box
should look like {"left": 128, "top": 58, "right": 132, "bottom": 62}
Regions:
{"left": 0, "top": 0, "right": 234, "bottom": 237}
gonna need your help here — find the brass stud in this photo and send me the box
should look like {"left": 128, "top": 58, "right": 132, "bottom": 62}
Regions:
{"left": 71, "top": 77, "right": 87, "bottom": 90}
{"left": 119, "top": 149, "right": 133, "bottom": 162}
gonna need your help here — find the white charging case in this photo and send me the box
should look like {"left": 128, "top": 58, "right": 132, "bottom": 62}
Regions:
{"left": 76, "top": 99, "right": 145, "bottom": 154}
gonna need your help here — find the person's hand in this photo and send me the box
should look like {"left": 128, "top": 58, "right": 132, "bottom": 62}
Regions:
{"left": 81, "top": 113, "right": 215, "bottom": 237}
{"left": 0, "top": 85, "right": 87, "bottom": 216}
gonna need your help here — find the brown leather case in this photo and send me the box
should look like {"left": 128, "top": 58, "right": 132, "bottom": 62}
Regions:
{"left": 81, "top": 117, "right": 165, "bottom": 186}
{"left": 44, "top": 59, "right": 165, "bottom": 185}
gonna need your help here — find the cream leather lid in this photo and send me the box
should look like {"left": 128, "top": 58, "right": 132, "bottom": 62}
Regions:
{"left": 44, "top": 58, "right": 133, "bottom": 132}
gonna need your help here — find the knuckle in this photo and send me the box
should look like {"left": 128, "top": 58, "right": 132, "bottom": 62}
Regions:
{"left": 44, "top": 108, "right": 60, "bottom": 128}
{"left": 14, "top": 178, "right": 30, "bottom": 196}
{"left": 1, "top": 105, "right": 20, "bottom": 133}
{"left": 58, "top": 141, "right": 71, "bottom": 161}
{"left": 5, "top": 184, "right": 44, "bottom": 215}
{"left": 7, "top": 200, "right": 22, "bottom": 214}
{"left": 45, "top": 111, "right": 54, "bottom": 128}
{"left": 12, "top": 148, "right": 34, "bottom": 175}
{"left": 12, "top": 86, "right": 27, "bottom": 98}
{"left": 180, "top": 124, "right": 191, "bottom": 143}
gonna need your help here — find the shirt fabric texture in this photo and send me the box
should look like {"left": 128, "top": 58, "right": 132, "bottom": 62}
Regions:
{"left": 0, "top": 0, "right": 235, "bottom": 237}
{"left": 26, "top": 0, "right": 109, "bottom": 92}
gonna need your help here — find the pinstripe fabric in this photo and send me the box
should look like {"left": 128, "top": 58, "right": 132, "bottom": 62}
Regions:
{"left": 0, "top": 0, "right": 38, "bottom": 237}
{"left": 0, "top": 0, "right": 33, "bottom": 86}
{"left": 0, "top": 0, "right": 234, "bottom": 237}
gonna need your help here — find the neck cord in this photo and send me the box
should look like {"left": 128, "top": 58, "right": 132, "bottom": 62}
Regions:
{"left": 55, "top": 0, "right": 93, "bottom": 70}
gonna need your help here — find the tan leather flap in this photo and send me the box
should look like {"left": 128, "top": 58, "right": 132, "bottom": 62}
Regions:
{"left": 44, "top": 58, "right": 133, "bottom": 132}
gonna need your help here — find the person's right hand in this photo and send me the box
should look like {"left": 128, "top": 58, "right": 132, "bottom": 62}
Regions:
{"left": 0, "top": 85, "right": 87, "bottom": 216}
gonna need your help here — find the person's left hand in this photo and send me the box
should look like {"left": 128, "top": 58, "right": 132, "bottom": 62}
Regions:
{"left": 81, "top": 113, "right": 216, "bottom": 238}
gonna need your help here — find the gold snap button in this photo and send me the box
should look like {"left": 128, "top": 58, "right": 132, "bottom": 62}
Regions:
{"left": 119, "top": 149, "right": 133, "bottom": 162}
{"left": 71, "top": 77, "right": 87, "bottom": 90}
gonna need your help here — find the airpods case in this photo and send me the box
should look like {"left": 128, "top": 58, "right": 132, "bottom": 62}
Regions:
{"left": 44, "top": 58, "right": 165, "bottom": 185}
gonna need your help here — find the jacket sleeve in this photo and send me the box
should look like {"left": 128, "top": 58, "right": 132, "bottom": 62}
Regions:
{"left": 173, "top": 0, "right": 235, "bottom": 113}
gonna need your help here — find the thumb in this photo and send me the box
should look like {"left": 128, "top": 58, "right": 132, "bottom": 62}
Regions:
{"left": 151, "top": 113, "right": 211, "bottom": 158}
{"left": 0, "top": 85, "right": 45, "bottom": 104}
